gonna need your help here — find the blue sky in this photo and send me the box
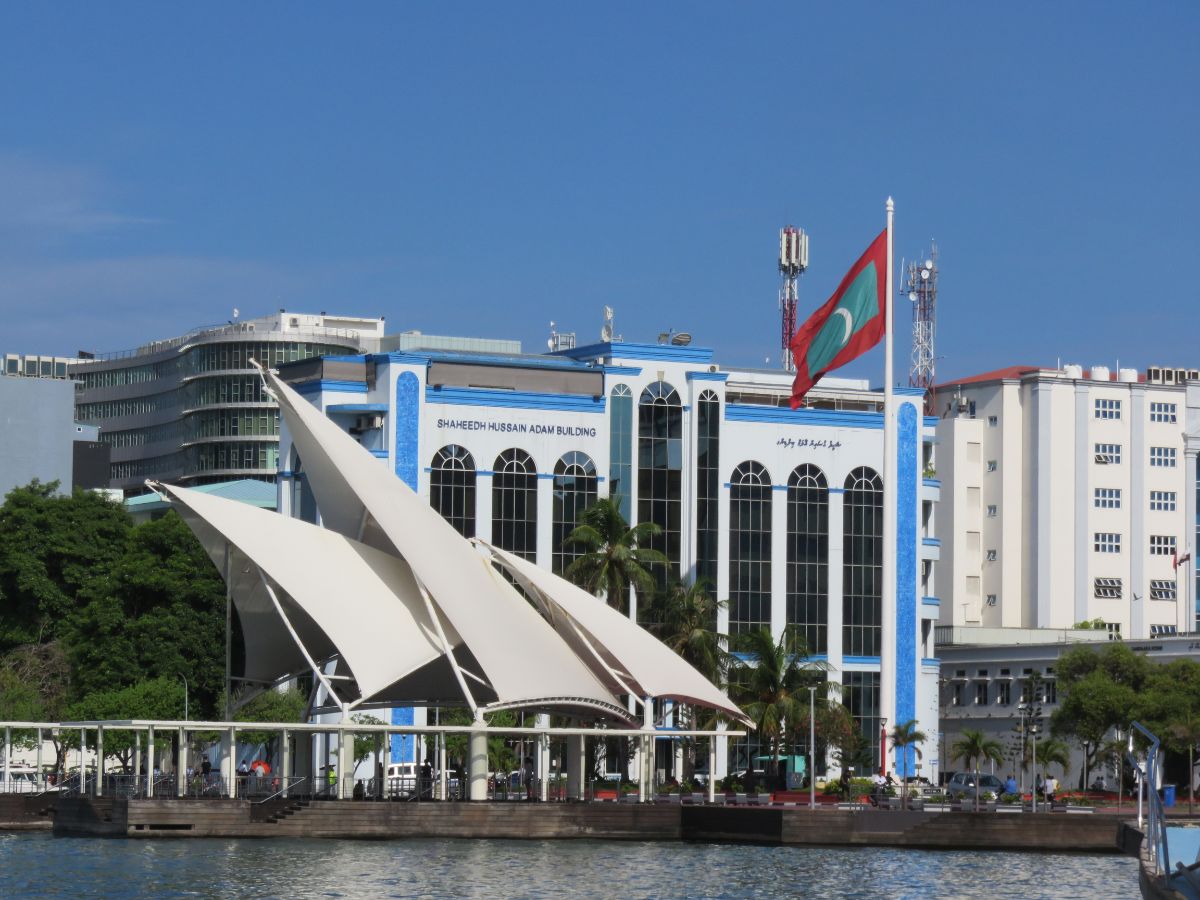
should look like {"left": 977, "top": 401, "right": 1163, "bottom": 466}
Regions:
{"left": 2, "top": 3, "right": 1197, "bottom": 383}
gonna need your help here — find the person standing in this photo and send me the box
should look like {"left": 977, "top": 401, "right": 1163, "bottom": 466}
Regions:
{"left": 1045, "top": 774, "right": 1057, "bottom": 806}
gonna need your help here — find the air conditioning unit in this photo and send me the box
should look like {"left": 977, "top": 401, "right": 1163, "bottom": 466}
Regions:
{"left": 354, "top": 415, "right": 384, "bottom": 431}
{"left": 1094, "top": 454, "right": 1109, "bottom": 465}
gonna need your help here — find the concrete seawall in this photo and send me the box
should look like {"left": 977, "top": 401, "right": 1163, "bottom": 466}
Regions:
{"left": 49, "top": 797, "right": 1136, "bottom": 853}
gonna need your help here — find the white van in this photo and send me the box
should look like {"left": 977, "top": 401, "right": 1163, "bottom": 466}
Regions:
{"left": 386, "top": 762, "right": 418, "bottom": 798}
{"left": 0, "top": 765, "right": 44, "bottom": 794}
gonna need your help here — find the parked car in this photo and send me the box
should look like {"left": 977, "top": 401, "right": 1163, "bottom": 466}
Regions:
{"left": 946, "top": 772, "right": 1005, "bottom": 800}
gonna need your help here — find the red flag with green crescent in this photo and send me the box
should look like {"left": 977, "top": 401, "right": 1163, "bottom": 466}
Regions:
{"left": 789, "top": 229, "right": 887, "bottom": 409}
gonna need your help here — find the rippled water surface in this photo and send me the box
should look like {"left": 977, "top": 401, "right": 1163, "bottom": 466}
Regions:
{"left": 1, "top": 832, "right": 1138, "bottom": 899}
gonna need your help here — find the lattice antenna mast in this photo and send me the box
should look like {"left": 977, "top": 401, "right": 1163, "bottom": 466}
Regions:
{"left": 779, "top": 226, "right": 809, "bottom": 372}
{"left": 905, "top": 242, "right": 938, "bottom": 414}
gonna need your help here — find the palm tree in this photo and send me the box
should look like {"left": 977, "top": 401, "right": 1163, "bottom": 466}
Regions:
{"left": 729, "top": 628, "right": 830, "bottom": 790}
{"left": 950, "top": 729, "right": 1005, "bottom": 811}
{"left": 1038, "top": 737, "right": 1071, "bottom": 786}
{"left": 563, "top": 497, "right": 667, "bottom": 616}
{"left": 889, "top": 719, "right": 927, "bottom": 809}
{"left": 1169, "top": 712, "right": 1200, "bottom": 815}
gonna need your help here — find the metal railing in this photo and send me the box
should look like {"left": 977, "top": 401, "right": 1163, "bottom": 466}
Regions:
{"left": 1130, "top": 722, "right": 1169, "bottom": 877}
{"left": 251, "top": 777, "right": 308, "bottom": 805}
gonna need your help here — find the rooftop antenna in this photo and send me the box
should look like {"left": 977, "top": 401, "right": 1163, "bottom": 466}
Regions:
{"left": 905, "top": 241, "right": 938, "bottom": 415}
{"left": 601, "top": 306, "right": 620, "bottom": 343}
{"left": 778, "top": 226, "right": 809, "bottom": 373}
{"left": 548, "top": 321, "right": 576, "bottom": 353}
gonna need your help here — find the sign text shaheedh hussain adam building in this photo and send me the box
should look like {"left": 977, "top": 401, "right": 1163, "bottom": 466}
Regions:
{"left": 276, "top": 340, "right": 942, "bottom": 780}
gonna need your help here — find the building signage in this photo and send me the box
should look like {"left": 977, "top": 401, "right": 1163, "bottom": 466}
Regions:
{"left": 436, "top": 417, "right": 598, "bottom": 438}
{"left": 776, "top": 436, "right": 843, "bottom": 451}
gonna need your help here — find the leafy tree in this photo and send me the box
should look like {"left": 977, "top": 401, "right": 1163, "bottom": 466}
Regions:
{"left": 950, "top": 728, "right": 1004, "bottom": 811}
{"left": 1037, "top": 737, "right": 1071, "bottom": 783}
{"left": 563, "top": 497, "right": 667, "bottom": 616}
{"left": 0, "top": 481, "right": 130, "bottom": 652}
{"left": 234, "top": 688, "right": 308, "bottom": 758}
{"left": 68, "top": 677, "right": 185, "bottom": 768}
{"left": 1168, "top": 711, "right": 1200, "bottom": 815}
{"left": 1051, "top": 643, "right": 1150, "bottom": 751}
{"left": 351, "top": 714, "right": 386, "bottom": 765}
{"left": 67, "top": 512, "right": 226, "bottom": 717}
{"left": 729, "top": 628, "right": 828, "bottom": 786}
{"left": 0, "top": 641, "right": 73, "bottom": 771}
{"left": 889, "top": 719, "right": 926, "bottom": 808}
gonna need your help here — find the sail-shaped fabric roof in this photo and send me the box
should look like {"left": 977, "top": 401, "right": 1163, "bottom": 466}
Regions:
{"left": 478, "top": 541, "right": 752, "bottom": 726}
{"left": 158, "top": 360, "right": 747, "bottom": 726}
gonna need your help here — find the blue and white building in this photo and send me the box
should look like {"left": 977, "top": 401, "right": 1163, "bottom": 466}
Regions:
{"left": 277, "top": 340, "right": 941, "bottom": 779}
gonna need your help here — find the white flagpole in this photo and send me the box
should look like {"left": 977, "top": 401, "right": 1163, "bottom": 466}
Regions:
{"left": 881, "top": 197, "right": 896, "bottom": 773}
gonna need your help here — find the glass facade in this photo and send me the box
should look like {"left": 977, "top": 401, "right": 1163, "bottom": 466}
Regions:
{"left": 729, "top": 460, "right": 772, "bottom": 637}
{"left": 844, "top": 670, "right": 881, "bottom": 774}
{"left": 430, "top": 445, "right": 477, "bottom": 538}
{"left": 492, "top": 448, "right": 537, "bottom": 561}
{"left": 843, "top": 467, "right": 883, "bottom": 658}
{"left": 552, "top": 451, "right": 598, "bottom": 575}
{"left": 695, "top": 390, "right": 720, "bottom": 597}
{"left": 787, "top": 464, "right": 828, "bottom": 654}
{"left": 638, "top": 381, "right": 682, "bottom": 584}
{"left": 608, "top": 385, "right": 633, "bottom": 520}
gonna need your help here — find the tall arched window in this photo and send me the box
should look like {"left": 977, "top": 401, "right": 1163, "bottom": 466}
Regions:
{"left": 430, "top": 445, "right": 476, "bottom": 537}
{"left": 553, "top": 451, "right": 597, "bottom": 576}
{"left": 638, "top": 381, "right": 682, "bottom": 582}
{"left": 492, "top": 448, "right": 537, "bottom": 561}
{"left": 843, "top": 466, "right": 883, "bottom": 657}
{"left": 787, "top": 464, "right": 828, "bottom": 654}
{"left": 695, "top": 390, "right": 720, "bottom": 596}
{"left": 729, "top": 460, "right": 772, "bottom": 637}
{"left": 609, "top": 384, "right": 633, "bottom": 521}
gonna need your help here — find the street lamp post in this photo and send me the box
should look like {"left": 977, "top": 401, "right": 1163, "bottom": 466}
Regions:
{"left": 807, "top": 686, "right": 816, "bottom": 811}
{"left": 178, "top": 673, "right": 189, "bottom": 722}
{"left": 1030, "top": 725, "right": 1039, "bottom": 813}
{"left": 879, "top": 717, "right": 888, "bottom": 777}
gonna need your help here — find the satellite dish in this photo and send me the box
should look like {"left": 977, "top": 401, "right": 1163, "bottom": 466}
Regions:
{"left": 671, "top": 332, "right": 692, "bottom": 346}
{"left": 601, "top": 325, "right": 613, "bottom": 342}
{"left": 908, "top": 291, "right": 918, "bottom": 302}
{"left": 604, "top": 306, "right": 614, "bottom": 321}
{"left": 547, "top": 338, "right": 555, "bottom": 350}
{"left": 924, "top": 259, "right": 934, "bottom": 270}
{"left": 921, "top": 269, "right": 930, "bottom": 280}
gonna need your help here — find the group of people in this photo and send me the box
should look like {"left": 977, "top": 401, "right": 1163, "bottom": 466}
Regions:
{"left": 1002, "top": 773, "right": 1058, "bottom": 803}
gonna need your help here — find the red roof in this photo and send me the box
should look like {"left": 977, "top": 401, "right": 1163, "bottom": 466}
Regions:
{"left": 935, "top": 366, "right": 1043, "bottom": 389}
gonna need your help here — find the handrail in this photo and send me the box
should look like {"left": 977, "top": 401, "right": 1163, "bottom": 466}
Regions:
{"left": 1129, "top": 721, "right": 1169, "bottom": 877}
{"left": 251, "top": 776, "right": 307, "bottom": 805}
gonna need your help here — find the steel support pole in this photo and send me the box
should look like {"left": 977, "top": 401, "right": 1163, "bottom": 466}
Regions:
{"left": 229, "top": 727, "right": 237, "bottom": 799}
{"left": 707, "top": 741, "right": 717, "bottom": 804}
{"left": 177, "top": 727, "right": 186, "bottom": 798}
{"left": 3, "top": 727, "right": 9, "bottom": 789}
{"left": 133, "top": 731, "right": 141, "bottom": 797}
{"left": 539, "top": 732, "right": 550, "bottom": 802}
{"left": 468, "top": 728, "right": 488, "bottom": 801}
{"left": 282, "top": 728, "right": 291, "bottom": 798}
{"left": 35, "top": 728, "right": 42, "bottom": 791}
{"left": 438, "top": 740, "right": 447, "bottom": 801}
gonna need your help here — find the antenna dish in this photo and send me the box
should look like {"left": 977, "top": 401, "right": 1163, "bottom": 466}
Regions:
{"left": 547, "top": 338, "right": 555, "bottom": 350}
{"left": 601, "top": 324, "right": 613, "bottom": 342}
{"left": 671, "top": 332, "right": 692, "bottom": 346}
{"left": 908, "top": 291, "right": 918, "bottom": 302}
{"left": 921, "top": 269, "right": 930, "bottom": 280}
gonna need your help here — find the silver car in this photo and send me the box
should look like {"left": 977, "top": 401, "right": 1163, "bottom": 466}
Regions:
{"left": 947, "top": 772, "right": 1005, "bottom": 799}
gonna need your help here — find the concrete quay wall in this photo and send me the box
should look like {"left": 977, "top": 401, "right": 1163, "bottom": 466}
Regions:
{"left": 48, "top": 797, "right": 1136, "bottom": 853}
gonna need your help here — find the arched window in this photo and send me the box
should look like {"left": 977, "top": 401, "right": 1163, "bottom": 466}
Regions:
{"left": 843, "top": 466, "right": 883, "bottom": 657}
{"left": 638, "top": 381, "right": 682, "bottom": 583}
{"left": 787, "top": 464, "right": 828, "bottom": 654}
{"left": 609, "top": 384, "right": 633, "bottom": 520}
{"left": 430, "top": 445, "right": 476, "bottom": 537}
{"left": 553, "top": 451, "right": 597, "bottom": 576}
{"left": 695, "top": 390, "right": 720, "bottom": 596}
{"left": 729, "top": 460, "right": 772, "bottom": 637}
{"left": 492, "top": 448, "right": 537, "bottom": 561}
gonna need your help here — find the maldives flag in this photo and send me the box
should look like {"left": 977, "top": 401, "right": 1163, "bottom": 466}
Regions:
{"left": 1174, "top": 550, "right": 1191, "bottom": 571}
{"left": 789, "top": 229, "right": 888, "bottom": 408}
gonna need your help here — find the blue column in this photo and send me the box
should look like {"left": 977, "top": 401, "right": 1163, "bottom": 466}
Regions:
{"left": 894, "top": 402, "right": 918, "bottom": 774}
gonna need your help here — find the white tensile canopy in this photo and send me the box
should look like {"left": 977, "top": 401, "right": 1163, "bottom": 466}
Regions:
{"left": 154, "top": 361, "right": 748, "bottom": 728}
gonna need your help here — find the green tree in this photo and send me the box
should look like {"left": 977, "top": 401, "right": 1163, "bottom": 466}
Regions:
{"left": 729, "top": 628, "right": 828, "bottom": 785}
{"left": 351, "top": 714, "right": 386, "bottom": 766}
{"left": 1168, "top": 711, "right": 1200, "bottom": 815}
{"left": 68, "top": 677, "right": 185, "bottom": 768}
{"left": 67, "top": 512, "right": 227, "bottom": 717}
{"left": 889, "top": 719, "right": 926, "bottom": 809}
{"left": 0, "top": 481, "right": 131, "bottom": 653}
{"left": 563, "top": 497, "right": 667, "bottom": 616}
{"left": 1037, "top": 736, "right": 1072, "bottom": 784}
{"left": 1052, "top": 643, "right": 1150, "bottom": 752}
{"left": 950, "top": 728, "right": 1004, "bottom": 811}
{"left": 234, "top": 688, "right": 308, "bottom": 759}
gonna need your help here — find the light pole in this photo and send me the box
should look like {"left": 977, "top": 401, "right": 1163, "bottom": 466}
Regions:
{"left": 879, "top": 717, "right": 888, "bottom": 777}
{"left": 808, "top": 686, "right": 816, "bottom": 810}
{"left": 1083, "top": 740, "right": 1091, "bottom": 794}
{"left": 1030, "top": 724, "right": 1039, "bottom": 813}
{"left": 178, "top": 673, "right": 189, "bottom": 722}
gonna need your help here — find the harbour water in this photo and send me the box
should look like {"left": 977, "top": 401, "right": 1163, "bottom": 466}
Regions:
{"left": 1, "top": 832, "right": 1138, "bottom": 899}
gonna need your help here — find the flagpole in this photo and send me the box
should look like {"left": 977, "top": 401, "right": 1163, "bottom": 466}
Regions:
{"left": 881, "top": 197, "right": 896, "bottom": 774}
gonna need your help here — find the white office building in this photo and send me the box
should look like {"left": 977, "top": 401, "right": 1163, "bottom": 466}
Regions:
{"left": 934, "top": 364, "right": 1197, "bottom": 640}
{"left": 275, "top": 339, "right": 942, "bottom": 780}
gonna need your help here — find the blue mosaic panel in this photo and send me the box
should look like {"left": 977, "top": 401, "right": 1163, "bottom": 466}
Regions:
{"left": 390, "top": 706, "right": 416, "bottom": 764}
{"left": 895, "top": 401, "right": 918, "bottom": 776}
{"left": 395, "top": 371, "right": 420, "bottom": 490}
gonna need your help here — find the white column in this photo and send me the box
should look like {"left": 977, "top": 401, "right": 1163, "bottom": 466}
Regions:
{"left": 438, "top": 738, "right": 448, "bottom": 800}
{"left": 476, "top": 474, "right": 493, "bottom": 544}
{"left": 146, "top": 727, "right": 155, "bottom": 799}
{"left": 2, "top": 727, "right": 9, "bottom": 790}
{"left": 336, "top": 723, "right": 349, "bottom": 800}
{"left": 282, "top": 729, "right": 291, "bottom": 798}
{"left": 133, "top": 731, "right": 141, "bottom": 796}
{"left": 539, "top": 731, "right": 550, "bottom": 802}
{"left": 95, "top": 727, "right": 104, "bottom": 798}
{"left": 536, "top": 473, "right": 553, "bottom": 570}
{"left": 227, "top": 727, "right": 237, "bottom": 799}
{"left": 177, "top": 727, "right": 187, "bottom": 798}
{"left": 880, "top": 196, "right": 897, "bottom": 757}
{"left": 35, "top": 728, "right": 42, "bottom": 791}
{"left": 707, "top": 741, "right": 717, "bottom": 804}
{"left": 827, "top": 488, "right": 846, "bottom": 672}
{"left": 468, "top": 728, "right": 488, "bottom": 801}
{"left": 770, "top": 482, "right": 788, "bottom": 643}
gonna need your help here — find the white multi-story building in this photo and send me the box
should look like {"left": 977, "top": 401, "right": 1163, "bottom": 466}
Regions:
{"left": 934, "top": 364, "right": 1196, "bottom": 640}
{"left": 277, "top": 340, "right": 942, "bottom": 779}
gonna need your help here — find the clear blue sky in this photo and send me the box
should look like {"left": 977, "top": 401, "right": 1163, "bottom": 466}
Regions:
{"left": 2, "top": 3, "right": 1196, "bottom": 383}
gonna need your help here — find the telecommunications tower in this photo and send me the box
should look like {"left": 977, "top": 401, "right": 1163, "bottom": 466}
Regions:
{"left": 778, "top": 226, "right": 809, "bottom": 372}
{"left": 905, "top": 243, "right": 938, "bottom": 415}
